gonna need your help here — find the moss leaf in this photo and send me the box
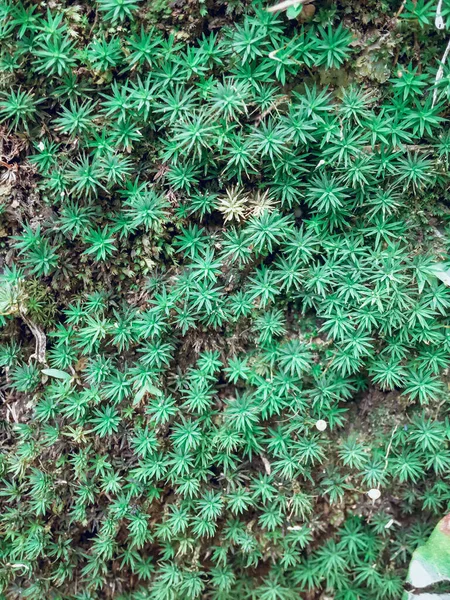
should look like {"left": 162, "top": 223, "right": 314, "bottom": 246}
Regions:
{"left": 41, "top": 368, "right": 72, "bottom": 381}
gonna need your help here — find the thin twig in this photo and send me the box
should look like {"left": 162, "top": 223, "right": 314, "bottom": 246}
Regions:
{"left": 378, "top": 424, "right": 398, "bottom": 490}
{"left": 267, "top": 0, "right": 310, "bottom": 13}
{"left": 395, "top": 0, "right": 407, "bottom": 18}
{"left": 253, "top": 95, "right": 288, "bottom": 127}
{"left": 20, "top": 310, "right": 47, "bottom": 364}
{"left": 433, "top": 37, "right": 450, "bottom": 107}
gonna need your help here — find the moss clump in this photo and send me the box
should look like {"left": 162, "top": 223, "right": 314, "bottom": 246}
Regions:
{"left": 0, "top": 1, "right": 449, "bottom": 599}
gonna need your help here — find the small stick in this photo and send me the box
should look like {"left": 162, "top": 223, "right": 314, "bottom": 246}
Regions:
{"left": 20, "top": 310, "right": 47, "bottom": 364}
{"left": 267, "top": 0, "right": 310, "bottom": 13}
{"left": 433, "top": 37, "right": 450, "bottom": 106}
{"left": 378, "top": 424, "right": 398, "bottom": 491}
{"left": 394, "top": 0, "right": 407, "bottom": 18}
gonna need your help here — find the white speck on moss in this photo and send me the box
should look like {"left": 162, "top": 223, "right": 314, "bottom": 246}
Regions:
{"left": 367, "top": 488, "right": 381, "bottom": 500}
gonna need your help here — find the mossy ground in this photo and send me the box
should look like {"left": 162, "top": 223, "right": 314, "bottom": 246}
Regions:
{"left": 1, "top": 1, "right": 450, "bottom": 599}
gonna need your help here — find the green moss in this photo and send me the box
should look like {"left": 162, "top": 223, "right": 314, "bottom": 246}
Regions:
{"left": 0, "top": 0, "right": 449, "bottom": 598}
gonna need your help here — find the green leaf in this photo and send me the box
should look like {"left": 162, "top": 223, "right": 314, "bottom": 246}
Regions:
{"left": 135, "top": 383, "right": 163, "bottom": 403}
{"left": 41, "top": 368, "right": 72, "bottom": 381}
{"left": 407, "top": 514, "right": 450, "bottom": 588}
{"left": 430, "top": 263, "right": 450, "bottom": 286}
{"left": 286, "top": 3, "right": 303, "bottom": 19}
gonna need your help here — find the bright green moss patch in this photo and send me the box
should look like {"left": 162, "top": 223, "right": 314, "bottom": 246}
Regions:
{"left": 0, "top": 0, "right": 450, "bottom": 598}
